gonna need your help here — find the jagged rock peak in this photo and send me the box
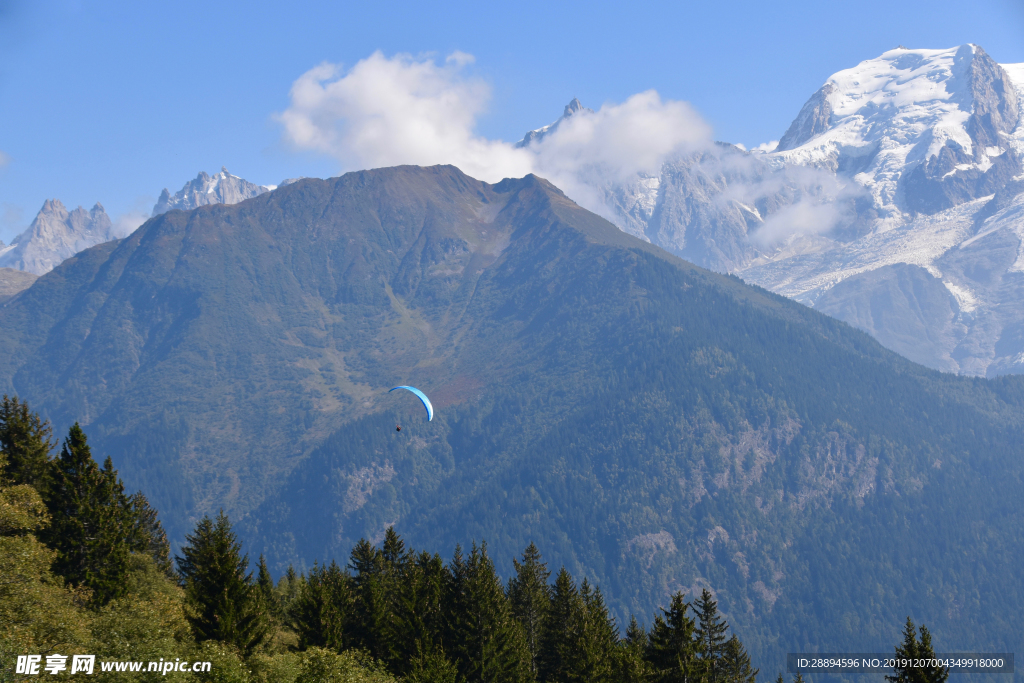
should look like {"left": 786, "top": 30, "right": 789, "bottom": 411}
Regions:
{"left": 0, "top": 199, "right": 116, "bottom": 275}
{"left": 153, "top": 168, "right": 274, "bottom": 215}
{"left": 564, "top": 97, "right": 585, "bottom": 117}
{"left": 516, "top": 98, "right": 595, "bottom": 148}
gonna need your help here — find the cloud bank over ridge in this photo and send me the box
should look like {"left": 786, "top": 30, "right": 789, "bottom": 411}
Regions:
{"left": 276, "top": 51, "right": 713, "bottom": 221}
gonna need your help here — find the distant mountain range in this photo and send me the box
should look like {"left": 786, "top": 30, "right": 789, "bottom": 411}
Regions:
{"left": 2, "top": 165, "right": 1023, "bottom": 674}
{"left": 536, "top": 45, "right": 1024, "bottom": 376}
{"left": 0, "top": 168, "right": 282, "bottom": 278}
{"left": 6, "top": 44, "right": 1023, "bottom": 379}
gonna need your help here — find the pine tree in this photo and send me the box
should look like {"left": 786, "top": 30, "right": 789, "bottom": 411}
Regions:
{"left": 291, "top": 560, "right": 353, "bottom": 651}
{"left": 538, "top": 566, "right": 581, "bottom": 682}
{"left": 349, "top": 537, "right": 386, "bottom": 656}
{"left": 445, "top": 542, "right": 531, "bottom": 683}
{"left": 720, "top": 635, "right": 758, "bottom": 683}
{"left": 42, "top": 424, "right": 134, "bottom": 605}
{"left": 508, "top": 542, "right": 551, "bottom": 677}
{"left": 258, "top": 554, "right": 278, "bottom": 618}
{"left": 647, "top": 592, "right": 697, "bottom": 683}
{"left": 577, "top": 579, "right": 619, "bottom": 682}
{"left": 617, "top": 616, "right": 651, "bottom": 683}
{"left": 694, "top": 589, "right": 729, "bottom": 683}
{"left": 126, "top": 491, "right": 173, "bottom": 576}
{"left": 175, "top": 511, "right": 270, "bottom": 655}
{"left": 885, "top": 618, "right": 948, "bottom": 683}
{"left": 347, "top": 528, "right": 419, "bottom": 667}
{"left": 275, "top": 564, "right": 304, "bottom": 622}
{"left": 403, "top": 550, "right": 449, "bottom": 671}
{"left": 0, "top": 395, "right": 53, "bottom": 493}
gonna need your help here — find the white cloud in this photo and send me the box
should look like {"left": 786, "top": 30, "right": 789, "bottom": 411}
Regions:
{"left": 277, "top": 51, "right": 533, "bottom": 183}
{"left": 752, "top": 199, "right": 843, "bottom": 245}
{"left": 276, "top": 52, "right": 713, "bottom": 219}
{"left": 0, "top": 151, "right": 10, "bottom": 168}
{"left": 752, "top": 140, "right": 779, "bottom": 153}
{"left": 111, "top": 196, "right": 157, "bottom": 239}
{"left": 112, "top": 210, "right": 150, "bottom": 238}
{"left": 527, "top": 91, "right": 711, "bottom": 216}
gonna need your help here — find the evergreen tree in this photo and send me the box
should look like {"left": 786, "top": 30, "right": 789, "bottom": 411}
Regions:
{"left": 275, "top": 564, "right": 304, "bottom": 623}
{"left": 538, "top": 566, "right": 581, "bottom": 682}
{"left": 42, "top": 424, "right": 134, "bottom": 605}
{"left": 175, "top": 510, "right": 270, "bottom": 654}
{"left": 885, "top": 618, "right": 948, "bottom": 683}
{"left": 0, "top": 395, "right": 53, "bottom": 493}
{"left": 403, "top": 549, "right": 449, "bottom": 671}
{"left": 291, "top": 560, "right": 353, "bottom": 651}
{"left": 647, "top": 592, "right": 697, "bottom": 683}
{"left": 577, "top": 579, "right": 619, "bottom": 682}
{"left": 508, "top": 542, "right": 551, "bottom": 677}
{"left": 347, "top": 528, "right": 418, "bottom": 668}
{"left": 407, "top": 644, "right": 461, "bottom": 683}
{"left": 617, "top": 616, "right": 651, "bottom": 683}
{"left": 349, "top": 537, "right": 387, "bottom": 656}
{"left": 445, "top": 542, "right": 531, "bottom": 683}
{"left": 694, "top": 589, "right": 729, "bottom": 683}
{"left": 720, "top": 635, "right": 758, "bottom": 683}
{"left": 258, "top": 554, "right": 278, "bottom": 618}
{"left": 539, "top": 567, "right": 619, "bottom": 682}
{"left": 126, "top": 491, "right": 173, "bottom": 576}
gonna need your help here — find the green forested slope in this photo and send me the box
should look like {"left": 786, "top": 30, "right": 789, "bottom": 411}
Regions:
{"left": 0, "top": 166, "right": 1022, "bottom": 677}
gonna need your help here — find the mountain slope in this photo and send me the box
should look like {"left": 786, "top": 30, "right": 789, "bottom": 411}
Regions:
{"left": 0, "top": 267, "right": 38, "bottom": 303}
{"left": 1, "top": 166, "right": 1023, "bottom": 675}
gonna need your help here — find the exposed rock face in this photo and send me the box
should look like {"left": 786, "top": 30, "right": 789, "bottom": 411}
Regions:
{"left": 0, "top": 267, "right": 38, "bottom": 303}
{"left": 153, "top": 167, "right": 274, "bottom": 214}
{"left": 0, "top": 200, "right": 116, "bottom": 275}
{"left": 776, "top": 82, "right": 836, "bottom": 152}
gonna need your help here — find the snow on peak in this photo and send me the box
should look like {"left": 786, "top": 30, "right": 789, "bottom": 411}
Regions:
{"left": 153, "top": 168, "right": 274, "bottom": 215}
{"left": 773, "top": 44, "right": 1021, "bottom": 215}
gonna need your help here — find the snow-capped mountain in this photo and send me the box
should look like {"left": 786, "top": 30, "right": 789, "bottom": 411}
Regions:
{"left": 153, "top": 167, "right": 274, "bottom": 214}
{"left": 773, "top": 45, "right": 1019, "bottom": 217}
{"left": 0, "top": 200, "right": 117, "bottom": 275}
{"left": 536, "top": 45, "right": 1024, "bottom": 376}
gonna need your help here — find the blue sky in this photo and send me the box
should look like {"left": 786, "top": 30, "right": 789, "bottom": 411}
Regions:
{"left": 1, "top": 0, "right": 1022, "bottom": 243}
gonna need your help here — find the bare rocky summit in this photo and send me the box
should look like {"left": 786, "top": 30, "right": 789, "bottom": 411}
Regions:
{"left": 153, "top": 167, "right": 274, "bottom": 215}
{"left": 0, "top": 200, "right": 116, "bottom": 275}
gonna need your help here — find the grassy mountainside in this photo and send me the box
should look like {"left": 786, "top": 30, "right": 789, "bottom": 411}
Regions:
{"left": 1, "top": 165, "right": 1023, "bottom": 676}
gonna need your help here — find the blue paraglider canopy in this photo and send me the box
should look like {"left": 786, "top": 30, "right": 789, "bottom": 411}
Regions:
{"left": 389, "top": 386, "right": 434, "bottom": 421}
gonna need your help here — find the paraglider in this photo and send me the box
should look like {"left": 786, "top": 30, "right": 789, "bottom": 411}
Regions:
{"left": 389, "top": 385, "right": 434, "bottom": 422}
